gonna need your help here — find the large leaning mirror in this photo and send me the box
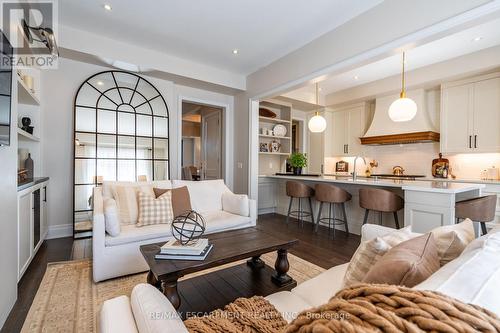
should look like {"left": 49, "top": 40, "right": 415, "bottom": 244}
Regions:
{"left": 73, "top": 71, "right": 170, "bottom": 238}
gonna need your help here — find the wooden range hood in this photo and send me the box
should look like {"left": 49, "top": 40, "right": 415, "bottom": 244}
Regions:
{"left": 360, "top": 131, "right": 440, "bottom": 145}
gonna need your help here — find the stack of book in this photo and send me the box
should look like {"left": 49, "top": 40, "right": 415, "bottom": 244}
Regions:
{"left": 155, "top": 238, "right": 213, "bottom": 261}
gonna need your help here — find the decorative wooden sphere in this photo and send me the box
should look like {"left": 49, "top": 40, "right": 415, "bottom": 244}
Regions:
{"left": 171, "top": 210, "right": 206, "bottom": 245}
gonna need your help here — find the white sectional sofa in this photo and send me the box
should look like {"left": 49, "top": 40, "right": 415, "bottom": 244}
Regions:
{"left": 100, "top": 223, "right": 500, "bottom": 333}
{"left": 93, "top": 179, "right": 257, "bottom": 282}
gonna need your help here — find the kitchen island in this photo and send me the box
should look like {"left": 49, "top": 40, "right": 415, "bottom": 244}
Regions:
{"left": 259, "top": 175, "right": 485, "bottom": 234}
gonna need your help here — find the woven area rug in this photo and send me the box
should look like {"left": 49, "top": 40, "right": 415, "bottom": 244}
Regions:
{"left": 21, "top": 252, "right": 325, "bottom": 333}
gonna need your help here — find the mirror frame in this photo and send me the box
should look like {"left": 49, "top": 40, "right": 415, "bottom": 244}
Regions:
{"left": 72, "top": 70, "right": 170, "bottom": 238}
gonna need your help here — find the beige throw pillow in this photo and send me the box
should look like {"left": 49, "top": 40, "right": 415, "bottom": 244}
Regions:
{"left": 111, "top": 185, "right": 154, "bottom": 225}
{"left": 137, "top": 191, "right": 174, "bottom": 227}
{"left": 362, "top": 233, "right": 440, "bottom": 287}
{"left": 430, "top": 218, "right": 475, "bottom": 266}
{"left": 343, "top": 226, "right": 415, "bottom": 287}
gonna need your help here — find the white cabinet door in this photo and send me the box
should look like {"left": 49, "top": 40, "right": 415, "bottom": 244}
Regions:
{"left": 346, "top": 106, "right": 366, "bottom": 155}
{"left": 331, "top": 110, "right": 347, "bottom": 156}
{"left": 258, "top": 179, "right": 276, "bottom": 211}
{"left": 473, "top": 77, "right": 500, "bottom": 152}
{"left": 441, "top": 84, "right": 473, "bottom": 153}
{"left": 18, "top": 192, "right": 32, "bottom": 279}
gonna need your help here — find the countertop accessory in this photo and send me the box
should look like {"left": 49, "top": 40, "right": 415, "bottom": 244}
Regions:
{"left": 24, "top": 153, "right": 34, "bottom": 179}
{"left": 259, "top": 142, "right": 268, "bottom": 152}
{"left": 392, "top": 166, "right": 405, "bottom": 176}
{"left": 289, "top": 152, "right": 307, "bottom": 175}
{"left": 487, "top": 166, "right": 499, "bottom": 180}
{"left": 273, "top": 124, "right": 287, "bottom": 137}
{"left": 259, "top": 107, "right": 276, "bottom": 118}
{"left": 432, "top": 153, "right": 449, "bottom": 178}
{"left": 336, "top": 160, "right": 349, "bottom": 173}
{"left": 171, "top": 210, "right": 206, "bottom": 246}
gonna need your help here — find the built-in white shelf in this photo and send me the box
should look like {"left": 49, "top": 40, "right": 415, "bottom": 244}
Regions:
{"left": 258, "top": 116, "right": 290, "bottom": 124}
{"left": 259, "top": 152, "right": 290, "bottom": 156}
{"left": 17, "top": 128, "right": 40, "bottom": 142}
{"left": 17, "top": 76, "right": 40, "bottom": 106}
{"left": 259, "top": 134, "right": 291, "bottom": 140}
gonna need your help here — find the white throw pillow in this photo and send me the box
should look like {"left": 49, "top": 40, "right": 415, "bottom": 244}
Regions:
{"left": 172, "top": 179, "right": 229, "bottom": 214}
{"left": 430, "top": 218, "right": 475, "bottom": 266}
{"left": 103, "top": 198, "right": 121, "bottom": 237}
{"left": 222, "top": 192, "right": 250, "bottom": 216}
{"left": 111, "top": 184, "right": 154, "bottom": 225}
{"left": 415, "top": 231, "right": 500, "bottom": 316}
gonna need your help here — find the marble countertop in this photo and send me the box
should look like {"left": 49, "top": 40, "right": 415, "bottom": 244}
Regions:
{"left": 18, "top": 177, "right": 50, "bottom": 192}
{"left": 263, "top": 175, "right": 485, "bottom": 193}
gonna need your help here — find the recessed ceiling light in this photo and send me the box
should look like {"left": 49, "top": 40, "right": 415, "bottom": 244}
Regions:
{"left": 232, "top": 49, "right": 239, "bottom": 55}
{"left": 103, "top": 4, "right": 112, "bottom": 11}
{"left": 473, "top": 36, "right": 483, "bottom": 42}
{"left": 354, "top": 75, "right": 359, "bottom": 80}
{"left": 96, "top": 80, "right": 104, "bottom": 86}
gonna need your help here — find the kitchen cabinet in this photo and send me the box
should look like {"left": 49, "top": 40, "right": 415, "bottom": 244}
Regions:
{"left": 17, "top": 180, "right": 49, "bottom": 280}
{"left": 441, "top": 72, "right": 500, "bottom": 153}
{"left": 325, "top": 102, "right": 368, "bottom": 157}
{"left": 258, "top": 177, "right": 277, "bottom": 214}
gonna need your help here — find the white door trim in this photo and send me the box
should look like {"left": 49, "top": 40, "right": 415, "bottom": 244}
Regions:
{"left": 177, "top": 96, "right": 234, "bottom": 190}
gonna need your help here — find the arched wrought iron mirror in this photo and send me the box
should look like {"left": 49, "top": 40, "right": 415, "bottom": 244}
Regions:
{"left": 73, "top": 71, "right": 170, "bottom": 238}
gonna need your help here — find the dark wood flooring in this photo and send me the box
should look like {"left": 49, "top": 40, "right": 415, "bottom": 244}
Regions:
{"left": 1, "top": 213, "right": 360, "bottom": 332}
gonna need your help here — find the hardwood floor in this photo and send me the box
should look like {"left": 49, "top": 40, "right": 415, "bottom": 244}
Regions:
{"left": 0, "top": 213, "right": 360, "bottom": 332}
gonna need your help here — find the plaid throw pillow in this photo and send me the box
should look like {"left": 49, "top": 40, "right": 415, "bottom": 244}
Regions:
{"left": 137, "top": 191, "right": 174, "bottom": 227}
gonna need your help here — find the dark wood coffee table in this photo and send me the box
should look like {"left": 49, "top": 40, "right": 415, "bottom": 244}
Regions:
{"left": 140, "top": 227, "right": 298, "bottom": 309}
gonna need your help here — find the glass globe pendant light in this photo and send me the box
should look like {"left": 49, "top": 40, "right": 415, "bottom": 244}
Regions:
{"left": 308, "top": 83, "right": 327, "bottom": 133}
{"left": 388, "top": 52, "right": 417, "bottom": 122}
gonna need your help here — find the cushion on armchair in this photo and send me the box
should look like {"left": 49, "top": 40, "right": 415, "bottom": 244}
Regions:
{"left": 110, "top": 184, "right": 155, "bottom": 225}
{"left": 103, "top": 198, "right": 120, "bottom": 236}
{"left": 222, "top": 192, "right": 250, "bottom": 216}
{"left": 136, "top": 191, "right": 174, "bottom": 227}
{"left": 153, "top": 186, "right": 192, "bottom": 216}
{"left": 172, "top": 179, "right": 229, "bottom": 213}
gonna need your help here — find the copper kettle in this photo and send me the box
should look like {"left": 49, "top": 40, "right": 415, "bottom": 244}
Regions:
{"left": 392, "top": 166, "right": 405, "bottom": 176}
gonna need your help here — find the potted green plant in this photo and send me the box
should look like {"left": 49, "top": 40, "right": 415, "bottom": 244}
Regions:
{"left": 289, "top": 152, "right": 307, "bottom": 175}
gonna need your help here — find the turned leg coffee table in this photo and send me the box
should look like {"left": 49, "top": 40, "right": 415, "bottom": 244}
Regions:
{"left": 140, "top": 227, "right": 298, "bottom": 310}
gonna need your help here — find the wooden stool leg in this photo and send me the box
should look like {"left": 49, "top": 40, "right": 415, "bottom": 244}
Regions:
{"left": 308, "top": 197, "right": 315, "bottom": 226}
{"left": 393, "top": 211, "right": 400, "bottom": 229}
{"left": 286, "top": 196, "right": 294, "bottom": 224}
{"left": 481, "top": 222, "right": 488, "bottom": 235}
{"left": 315, "top": 202, "right": 323, "bottom": 232}
{"left": 363, "top": 209, "right": 369, "bottom": 225}
{"left": 342, "top": 202, "right": 349, "bottom": 235}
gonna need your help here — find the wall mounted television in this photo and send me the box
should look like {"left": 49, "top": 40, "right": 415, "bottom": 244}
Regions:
{"left": 0, "top": 30, "right": 13, "bottom": 146}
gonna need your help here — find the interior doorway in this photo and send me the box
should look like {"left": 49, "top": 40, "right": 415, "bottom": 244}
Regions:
{"left": 181, "top": 101, "right": 223, "bottom": 181}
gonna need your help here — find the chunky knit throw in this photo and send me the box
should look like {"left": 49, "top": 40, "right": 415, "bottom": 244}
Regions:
{"left": 185, "top": 284, "right": 500, "bottom": 333}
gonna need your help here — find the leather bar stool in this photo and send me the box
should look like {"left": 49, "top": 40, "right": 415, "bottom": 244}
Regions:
{"left": 359, "top": 188, "right": 403, "bottom": 229}
{"left": 455, "top": 195, "right": 497, "bottom": 235}
{"left": 314, "top": 183, "right": 351, "bottom": 237}
{"left": 285, "top": 181, "right": 315, "bottom": 227}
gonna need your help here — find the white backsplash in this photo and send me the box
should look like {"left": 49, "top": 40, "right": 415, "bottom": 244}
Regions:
{"left": 325, "top": 142, "right": 500, "bottom": 180}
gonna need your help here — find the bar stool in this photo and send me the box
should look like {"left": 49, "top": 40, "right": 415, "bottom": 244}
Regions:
{"left": 285, "top": 181, "right": 315, "bottom": 227}
{"left": 315, "top": 183, "right": 351, "bottom": 237}
{"left": 359, "top": 188, "right": 403, "bottom": 229}
{"left": 455, "top": 195, "right": 497, "bottom": 235}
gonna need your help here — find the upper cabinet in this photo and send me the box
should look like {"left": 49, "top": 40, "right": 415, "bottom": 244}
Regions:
{"left": 441, "top": 73, "right": 500, "bottom": 153}
{"left": 325, "top": 102, "right": 368, "bottom": 157}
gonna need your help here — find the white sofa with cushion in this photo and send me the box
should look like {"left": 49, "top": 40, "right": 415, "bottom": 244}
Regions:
{"left": 100, "top": 224, "right": 500, "bottom": 332}
{"left": 93, "top": 179, "right": 257, "bottom": 282}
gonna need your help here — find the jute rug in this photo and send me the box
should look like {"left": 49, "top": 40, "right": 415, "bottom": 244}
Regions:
{"left": 21, "top": 253, "right": 325, "bottom": 333}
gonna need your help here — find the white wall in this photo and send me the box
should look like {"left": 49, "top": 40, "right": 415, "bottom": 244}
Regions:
{"left": 0, "top": 65, "right": 19, "bottom": 327}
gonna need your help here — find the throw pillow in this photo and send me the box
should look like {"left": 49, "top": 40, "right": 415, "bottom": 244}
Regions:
{"left": 111, "top": 184, "right": 154, "bottom": 225}
{"left": 343, "top": 226, "right": 415, "bottom": 287}
{"left": 362, "top": 233, "right": 440, "bottom": 287}
{"left": 222, "top": 192, "right": 250, "bottom": 216}
{"left": 137, "top": 191, "right": 174, "bottom": 227}
{"left": 103, "top": 198, "right": 120, "bottom": 236}
{"left": 430, "top": 218, "right": 475, "bottom": 266}
{"left": 153, "top": 186, "right": 192, "bottom": 217}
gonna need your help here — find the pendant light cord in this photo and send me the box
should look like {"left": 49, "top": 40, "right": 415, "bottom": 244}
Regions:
{"left": 401, "top": 52, "right": 406, "bottom": 98}
{"left": 315, "top": 83, "right": 320, "bottom": 116}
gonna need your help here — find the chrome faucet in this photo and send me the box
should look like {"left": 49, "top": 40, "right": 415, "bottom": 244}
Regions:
{"left": 352, "top": 156, "right": 366, "bottom": 181}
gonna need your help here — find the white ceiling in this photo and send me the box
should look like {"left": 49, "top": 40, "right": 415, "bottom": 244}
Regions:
{"left": 59, "top": 0, "right": 382, "bottom": 75}
{"left": 314, "top": 17, "right": 500, "bottom": 95}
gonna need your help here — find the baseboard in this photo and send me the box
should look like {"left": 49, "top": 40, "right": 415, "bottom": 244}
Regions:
{"left": 46, "top": 224, "right": 73, "bottom": 239}
{"left": 258, "top": 207, "right": 276, "bottom": 215}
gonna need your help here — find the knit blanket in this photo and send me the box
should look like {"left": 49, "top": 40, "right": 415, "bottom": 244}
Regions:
{"left": 185, "top": 284, "right": 500, "bottom": 333}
